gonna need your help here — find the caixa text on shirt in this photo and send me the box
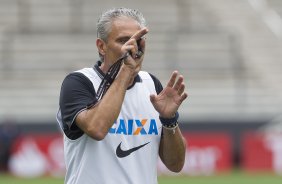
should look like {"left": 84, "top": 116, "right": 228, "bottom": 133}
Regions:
{"left": 109, "top": 119, "right": 159, "bottom": 135}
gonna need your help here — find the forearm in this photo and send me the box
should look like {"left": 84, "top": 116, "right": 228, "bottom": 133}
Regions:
{"left": 91, "top": 69, "right": 131, "bottom": 126}
{"left": 159, "top": 126, "right": 186, "bottom": 172}
{"left": 76, "top": 66, "right": 134, "bottom": 140}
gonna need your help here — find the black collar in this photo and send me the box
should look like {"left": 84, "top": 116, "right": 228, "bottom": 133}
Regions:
{"left": 93, "top": 61, "right": 141, "bottom": 90}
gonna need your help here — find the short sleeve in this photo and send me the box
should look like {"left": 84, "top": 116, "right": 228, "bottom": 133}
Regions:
{"left": 59, "top": 72, "right": 97, "bottom": 139}
{"left": 149, "top": 73, "right": 163, "bottom": 94}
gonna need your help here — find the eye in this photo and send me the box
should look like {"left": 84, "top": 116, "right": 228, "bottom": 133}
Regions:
{"left": 117, "top": 37, "right": 130, "bottom": 44}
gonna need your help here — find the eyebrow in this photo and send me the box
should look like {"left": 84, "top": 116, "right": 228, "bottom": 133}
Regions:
{"left": 116, "top": 36, "right": 131, "bottom": 42}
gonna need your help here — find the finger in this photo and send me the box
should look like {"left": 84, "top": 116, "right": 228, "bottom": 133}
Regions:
{"left": 130, "top": 28, "right": 148, "bottom": 58}
{"left": 136, "top": 37, "right": 146, "bottom": 57}
{"left": 123, "top": 55, "right": 135, "bottom": 65}
{"left": 173, "top": 75, "right": 184, "bottom": 90}
{"left": 122, "top": 45, "right": 135, "bottom": 63}
{"left": 167, "top": 71, "right": 178, "bottom": 88}
{"left": 131, "top": 27, "right": 149, "bottom": 41}
{"left": 178, "top": 83, "right": 185, "bottom": 95}
{"left": 150, "top": 94, "right": 157, "bottom": 103}
{"left": 122, "top": 45, "right": 135, "bottom": 56}
{"left": 139, "top": 37, "right": 146, "bottom": 52}
{"left": 180, "top": 92, "right": 188, "bottom": 103}
{"left": 126, "top": 38, "right": 138, "bottom": 57}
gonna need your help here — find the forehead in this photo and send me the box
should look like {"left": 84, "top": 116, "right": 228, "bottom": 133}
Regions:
{"left": 108, "top": 16, "right": 141, "bottom": 39}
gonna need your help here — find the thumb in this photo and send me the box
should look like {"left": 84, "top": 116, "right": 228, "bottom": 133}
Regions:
{"left": 150, "top": 94, "right": 156, "bottom": 103}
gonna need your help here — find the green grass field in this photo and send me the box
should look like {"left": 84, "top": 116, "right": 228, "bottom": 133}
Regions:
{"left": 0, "top": 171, "right": 281, "bottom": 184}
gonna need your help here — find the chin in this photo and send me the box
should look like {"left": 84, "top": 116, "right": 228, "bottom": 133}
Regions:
{"left": 135, "top": 66, "right": 141, "bottom": 75}
{"left": 133, "top": 70, "right": 140, "bottom": 77}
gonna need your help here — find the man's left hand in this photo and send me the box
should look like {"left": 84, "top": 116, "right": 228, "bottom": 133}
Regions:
{"left": 150, "top": 71, "right": 188, "bottom": 118}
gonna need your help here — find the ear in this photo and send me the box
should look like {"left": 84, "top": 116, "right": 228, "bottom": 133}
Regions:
{"left": 96, "top": 38, "right": 107, "bottom": 57}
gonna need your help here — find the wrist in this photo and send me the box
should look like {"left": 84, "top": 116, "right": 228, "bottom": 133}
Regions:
{"left": 162, "top": 123, "right": 179, "bottom": 134}
{"left": 159, "top": 111, "right": 179, "bottom": 128}
{"left": 117, "top": 66, "right": 134, "bottom": 86}
{"left": 159, "top": 113, "right": 175, "bottom": 119}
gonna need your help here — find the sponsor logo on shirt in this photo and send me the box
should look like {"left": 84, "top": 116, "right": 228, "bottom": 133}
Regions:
{"left": 109, "top": 119, "right": 159, "bottom": 135}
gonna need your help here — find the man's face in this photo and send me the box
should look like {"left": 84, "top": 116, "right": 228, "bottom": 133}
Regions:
{"left": 103, "top": 16, "right": 143, "bottom": 67}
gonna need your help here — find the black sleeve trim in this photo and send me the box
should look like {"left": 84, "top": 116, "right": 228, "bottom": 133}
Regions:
{"left": 59, "top": 72, "right": 97, "bottom": 140}
{"left": 149, "top": 73, "right": 163, "bottom": 94}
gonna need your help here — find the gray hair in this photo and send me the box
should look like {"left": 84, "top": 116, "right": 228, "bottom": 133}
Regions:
{"left": 96, "top": 7, "right": 146, "bottom": 42}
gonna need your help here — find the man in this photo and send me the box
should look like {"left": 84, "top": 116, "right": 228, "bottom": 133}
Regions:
{"left": 57, "top": 7, "right": 188, "bottom": 184}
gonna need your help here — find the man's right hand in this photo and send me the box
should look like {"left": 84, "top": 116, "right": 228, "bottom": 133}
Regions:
{"left": 121, "top": 27, "right": 148, "bottom": 70}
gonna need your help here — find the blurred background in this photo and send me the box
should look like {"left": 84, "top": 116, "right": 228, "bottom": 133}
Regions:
{"left": 0, "top": 0, "right": 282, "bottom": 182}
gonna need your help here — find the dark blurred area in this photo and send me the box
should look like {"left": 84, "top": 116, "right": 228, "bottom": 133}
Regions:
{"left": 0, "top": 119, "right": 19, "bottom": 171}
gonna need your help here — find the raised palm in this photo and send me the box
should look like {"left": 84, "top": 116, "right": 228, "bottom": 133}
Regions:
{"left": 150, "top": 71, "right": 188, "bottom": 118}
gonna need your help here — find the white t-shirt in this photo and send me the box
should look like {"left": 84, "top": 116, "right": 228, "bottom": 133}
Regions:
{"left": 57, "top": 62, "right": 164, "bottom": 184}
